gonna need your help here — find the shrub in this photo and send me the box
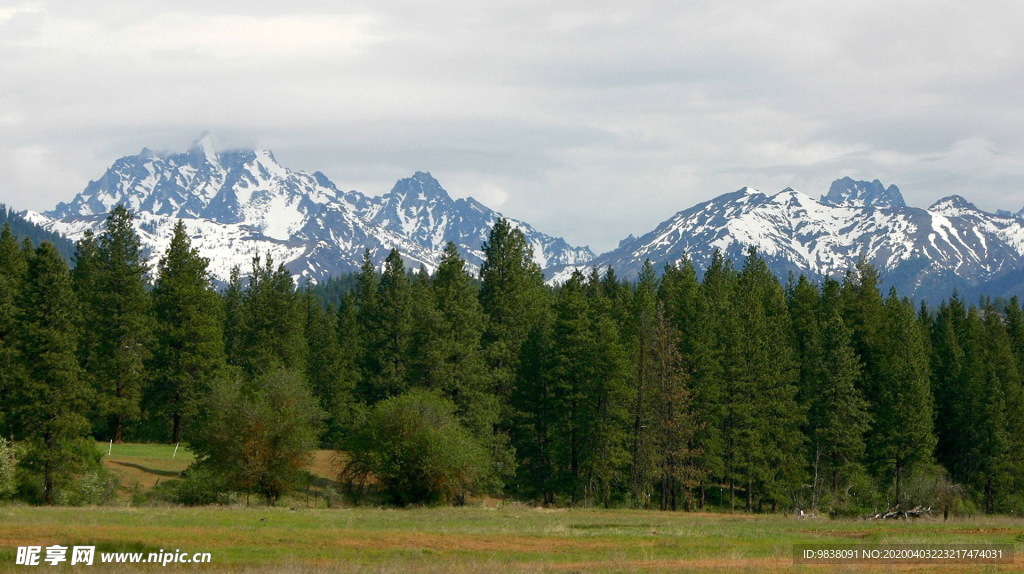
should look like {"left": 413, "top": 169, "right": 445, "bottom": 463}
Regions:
{"left": 145, "top": 467, "right": 234, "bottom": 506}
{"left": 342, "top": 389, "right": 493, "bottom": 505}
{"left": 189, "top": 368, "right": 324, "bottom": 506}
{"left": 0, "top": 437, "right": 14, "bottom": 499}
{"left": 56, "top": 469, "right": 119, "bottom": 506}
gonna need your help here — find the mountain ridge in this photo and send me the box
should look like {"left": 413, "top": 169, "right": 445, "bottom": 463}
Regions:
{"left": 29, "top": 137, "right": 594, "bottom": 284}
{"left": 19, "top": 135, "right": 1024, "bottom": 300}
{"left": 554, "top": 181, "right": 1024, "bottom": 301}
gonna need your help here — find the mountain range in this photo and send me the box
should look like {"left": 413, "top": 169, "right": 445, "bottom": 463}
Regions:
{"left": 552, "top": 177, "right": 1024, "bottom": 301}
{"left": 19, "top": 135, "right": 1024, "bottom": 301}
{"left": 27, "top": 134, "right": 594, "bottom": 284}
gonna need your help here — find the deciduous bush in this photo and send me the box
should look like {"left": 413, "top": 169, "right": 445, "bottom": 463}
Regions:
{"left": 342, "top": 388, "right": 493, "bottom": 505}
{"left": 189, "top": 368, "right": 324, "bottom": 506}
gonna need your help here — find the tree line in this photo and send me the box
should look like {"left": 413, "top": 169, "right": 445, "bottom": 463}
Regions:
{"left": 1, "top": 207, "right": 1023, "bottom": 514}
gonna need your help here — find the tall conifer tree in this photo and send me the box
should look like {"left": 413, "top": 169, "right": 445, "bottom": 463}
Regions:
{"left": 361, "top": 249, "right": 413, "bottom": 401}
{"left": 872, "top": 291, "right": 936, "bottom": 504}
{"left": 14, "top": 243, "right": 93, "bottom": 504}
{"left": 238, "top": 254, "right": 307, "bottom": 376}
{"left": 93, "top": 206, "right": 152, "bottom": 442}
{"left": 0, "top": 224, "right": 27, "bottom": 436}
{"left": 149, "top": 220, "right": 227, "bottom": 443}
{"left": 479, "top": 219, "right": 546, "bottom": 405}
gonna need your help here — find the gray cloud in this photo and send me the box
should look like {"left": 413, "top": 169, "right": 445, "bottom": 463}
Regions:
{"left": 2, "top": 1, "right": 1024, "bottom": 252}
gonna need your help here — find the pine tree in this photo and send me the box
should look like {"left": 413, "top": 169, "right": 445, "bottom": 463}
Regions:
{"left": 628, "top": 260, "right": 659, "bottom": 506}
{"left": 360, "top": 249, "right": 413, "bottom": 401}
{"left": 548, "top": 271, "right": 630, "bottom": 506}
{"left": 648, "top": 303, "right": 702, "bottom": 510}
{"left": 812, "top": 307, "right": 870, "bottom": 509}
{"left": 14, "top": 242, "right": 93, "bottom": 504}
{"left": 412, "top": 244, "right": 496, "bottom": 438}
{"left": 70, "top": 231, "right": 101, "bottom": 386}
{"left": 1004, "top": 296, "right": 1024, "bottom": 378}
{"left": 221, "top": 266, "right": 246, "bottom": 368}
{"left": 238, "top": 254, "right": 307, "bottom": 376}
{"left": 0, "top": 224, "right": 27, "bottom": 436}
{"left": 694, "top": 251, "right": 737, "bottom": 509}
{"left": 787, "top": 275, "right": 823, "bottom": 412}
{"left": 658, "top": 256, "right": 713, "bottom": 506}
{"left": 929, "top": 296, "right": 969, "bottom": 486}
{"left": 509, "top": 301, "right": 557, "bottom": 503}
{"left": 320, "top": 293, "right": 362, "bottom": 445}
{"left": 479, "top": 219, "right": 547, "bottom": 406}
{"left": 872, "top": 291, "right": 937, "bottom": 504}
{"left": 148, "top": 220, "right": 227, "bottom": 443}
{"left": 979, "top": 304, "right": 1021, "bottom": 512}
{"left": 92, "top": 206, "right": 153, "bottom": 442}
{"left": 840, "top": 262, "right": 886, "bottom": 407}
{"left": 733, "top": 248, "right": 804, "bottom": 512}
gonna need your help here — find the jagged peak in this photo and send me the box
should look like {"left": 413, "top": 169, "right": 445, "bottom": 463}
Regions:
{"left": 929, "top": 195, "right": 980, "bottom": 213}
{"left": 388, "top": 171, "right": 451, "bottom": 203}
{"left": 821, "top": 177, "right": 906, "bottom": 209}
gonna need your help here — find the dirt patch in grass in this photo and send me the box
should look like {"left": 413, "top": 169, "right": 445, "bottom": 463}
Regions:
{"left": 944, "top": 527, "right": 1021, "bottom": 535}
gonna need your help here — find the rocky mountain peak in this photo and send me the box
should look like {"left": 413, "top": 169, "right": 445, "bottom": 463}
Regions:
{"left": 929, "top": 195, "right": 979, "bottom": 214}
{"left": 821, "top": 177, "right": 906, "bottom": 209}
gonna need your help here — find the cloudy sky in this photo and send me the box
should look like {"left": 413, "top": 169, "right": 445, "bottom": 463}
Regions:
{"left": 2, "top": 1, "right": 1024, "bottom": 253}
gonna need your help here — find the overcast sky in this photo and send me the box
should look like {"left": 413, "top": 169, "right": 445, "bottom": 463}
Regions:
{"left": 2, "top": 1, "right": 1024, "bottom": 253}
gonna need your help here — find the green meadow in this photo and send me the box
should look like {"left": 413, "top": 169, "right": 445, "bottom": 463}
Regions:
{"left": 0, "top": 443, "right": 1019, "bottom": 572}
{"left": 1, "top": 504, "right": 1022, "bottom": 572}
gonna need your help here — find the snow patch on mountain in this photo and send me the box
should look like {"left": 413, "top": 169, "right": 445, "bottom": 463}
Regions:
{"left": 553, "top": 178, "right": 1024, "bottom": 300}
{"left": 31, "top": 136, "right": 593, "bottom": 285}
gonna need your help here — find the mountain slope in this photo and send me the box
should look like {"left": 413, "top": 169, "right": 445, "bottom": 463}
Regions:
{"left": 0, "top": 204, "right": 76, "bottom": 263}
{"left": 562, "top": 178, "right": 1024, "bottom": 300}
{"left": 352, "top": 171, "right": 594, "bottom": 270}
{"left": 27, "top": 136, "right": 593, "bottom": 284}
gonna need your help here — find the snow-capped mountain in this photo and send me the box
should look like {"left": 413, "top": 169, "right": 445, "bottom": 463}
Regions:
{"left": 559, "top": 178, "right": 1024, "bottom": 301}
{"left": 348, "top": 171, "right": 593, "bottom": 270}
{"left": 27, "top": 135, "right": 593, "bottom": 284}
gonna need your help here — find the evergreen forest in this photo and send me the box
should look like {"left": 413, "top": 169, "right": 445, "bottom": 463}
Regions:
{"left": 1, "top": 207, "right": 1023, "bottom": 517}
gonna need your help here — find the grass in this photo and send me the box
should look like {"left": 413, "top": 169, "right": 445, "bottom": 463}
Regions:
{"left": 0, "top": 444, "right": 1013, "bottom": 572}
{"left": 96, "top": 442, "right": 194, "bottom": 494}
{"left": 0, "top": 505, "right": 1021, "bottom": 572}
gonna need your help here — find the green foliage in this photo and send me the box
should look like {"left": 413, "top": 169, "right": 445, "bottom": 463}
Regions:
{"left": 0, "top": 205, "right": 76, "bottom": 262}
{"left": 872, "top": 291, "right": 937, "bottom": 505}
{"left": 0, "top": 224, "right": 27, "bottom": 437}
{"left": 147, "top": 220, "right": 227, "bottom": 443}
{"left": 146, "top": 466, "right": 234, "bottom": 506}
{"left": 0, "top": 437, "right": 15, "bottom": 499}
{"left": 359, "top": 249, "right": 414, "bottom": 401}
{"left": 14, "top": 242, "right": 94, "bottom": 504}
{"left": 7, "top": 206, "right": 1024, "bottom": 514}
{"left": 55, "top": 466, "right": 119, "bottom": 506}
{"left": 304, "top": 293, "right": 356, "bottom": 446}
{"left": 190, "top": 368, "right": 324, "bottom": 506}
{"left": 90, "top": 206, "right": 154, "bottom": 441}
{"left": 343, "top": 389, "right": 493, "bottom": 505}
{"left": 647, "top": 303, "right": 702, "bottom": 510}
{"left": 236, "top": 255, "right": 307, "bottom": 376}
{"left": 480, "top": 218, "right": 547, "bottom": 404}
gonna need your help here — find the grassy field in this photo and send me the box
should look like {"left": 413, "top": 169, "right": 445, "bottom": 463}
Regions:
{"left": 1, "top": 505, "right": 1022, "bottom": 572}
{"left": 0, "top": 444, "right": 1018, "bottom": 572}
